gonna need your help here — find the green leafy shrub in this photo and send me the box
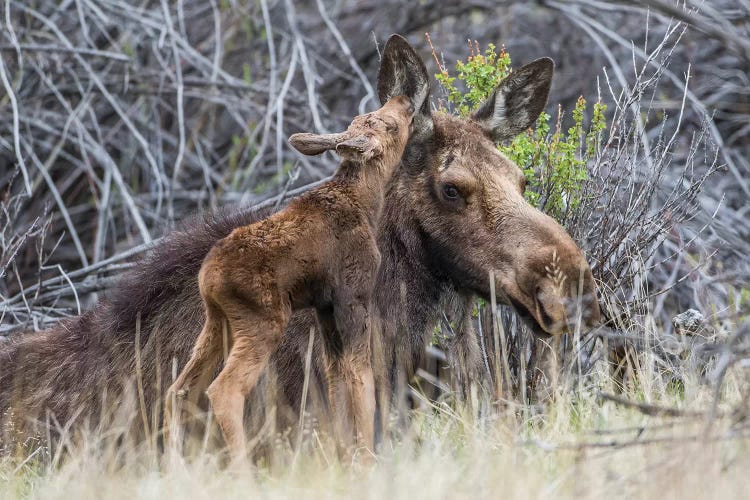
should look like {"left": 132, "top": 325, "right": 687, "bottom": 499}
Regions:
{"left": 434, "top": 42, "right": 607, "bottom": 221}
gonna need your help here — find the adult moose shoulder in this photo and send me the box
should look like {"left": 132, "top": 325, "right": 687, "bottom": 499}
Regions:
{"left": 0, "top": 35, "right": 599, "bottom": 451}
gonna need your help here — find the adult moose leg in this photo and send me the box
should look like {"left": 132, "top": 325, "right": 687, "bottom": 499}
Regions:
{"left": 205, "top": 301, "right": 290, "bottom": 465}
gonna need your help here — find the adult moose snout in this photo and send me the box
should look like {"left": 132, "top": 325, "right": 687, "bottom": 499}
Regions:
{"left": 502, "top": 232, "right": 601, "bottom": 337}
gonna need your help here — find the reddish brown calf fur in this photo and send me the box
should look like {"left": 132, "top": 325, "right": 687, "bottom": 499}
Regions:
{"left": 164, "top": 95, "right": 416, "bottom": 462}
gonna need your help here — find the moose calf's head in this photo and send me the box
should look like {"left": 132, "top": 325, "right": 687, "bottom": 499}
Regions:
{"left": 378, "top": 35, "right": 601, "bottom": 337}
{"left": 289, "top": 95, "right": 418, "bottom": 170}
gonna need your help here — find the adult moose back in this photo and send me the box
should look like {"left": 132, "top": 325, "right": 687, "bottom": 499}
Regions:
{"left": 0, "top": 35, "right": 599, "bottom": 450}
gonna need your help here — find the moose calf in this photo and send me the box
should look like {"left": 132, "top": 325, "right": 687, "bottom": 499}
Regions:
{"left": 164, "top": 95, "right": 419, "bottom": 463}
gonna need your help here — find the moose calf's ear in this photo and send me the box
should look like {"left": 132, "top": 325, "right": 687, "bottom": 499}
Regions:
{"left": 336, "top": 136, "right": 368, "bottom": 154}
{"left": 471, "top": 57, "right": 554, "bottom": 143}
{"left": 377, "top": 34, "right": 432, "bottom": 135}
{"left": 289, "top": 132, "right": 346, "bottom": 156}
{"left": 336, "top": 135, "right": 380, "bottom": 160}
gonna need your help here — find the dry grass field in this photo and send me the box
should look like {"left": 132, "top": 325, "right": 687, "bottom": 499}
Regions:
{"left": 2, "top": 373, "right": 749, "bottom": 499}
{"left": 2, "top": 309, "right": 749, "bottom": 499}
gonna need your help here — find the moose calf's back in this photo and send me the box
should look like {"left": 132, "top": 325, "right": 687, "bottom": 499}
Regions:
{"left": 203, "top": 184, "right": 379, "bottom": 312}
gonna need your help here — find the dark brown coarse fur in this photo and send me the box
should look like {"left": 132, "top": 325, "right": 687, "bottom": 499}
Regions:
{"left": 1, "top": 35, "right": 600, "bottom": 453}
{"left": 0, "top": 206, "right": 271, "bottom": 448}
{"left": 164, "top": 95, "right": 417, "bottom": 461}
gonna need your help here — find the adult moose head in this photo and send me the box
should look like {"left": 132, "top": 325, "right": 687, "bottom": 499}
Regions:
{"left": 367, "top": 35, "right": 600, "bottom": 382}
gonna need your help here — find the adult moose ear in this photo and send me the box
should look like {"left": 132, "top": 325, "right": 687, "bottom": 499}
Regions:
{"left": 377, "top": 34, "right": 432, "bottom": 136}
{"left": 471, "top": 58, "right": 554, "bottom": 142}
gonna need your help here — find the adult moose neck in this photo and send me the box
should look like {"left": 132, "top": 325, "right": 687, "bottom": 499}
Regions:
{"left": 375, "top": 184, "right": 446, "bottom": 336}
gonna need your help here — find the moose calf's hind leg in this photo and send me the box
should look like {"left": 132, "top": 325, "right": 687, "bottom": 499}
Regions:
{"left": 326, "top": 362, "right": 354, "bottom": 451}
{"left": 164, "top": 303, "right": 225, "bottom": 450}
{"left": 206, "top": 315, "right": 286, "bottom": 465}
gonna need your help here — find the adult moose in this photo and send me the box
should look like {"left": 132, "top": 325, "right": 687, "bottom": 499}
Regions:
{"left": 0, "top": 35, "right": 599, "bottom": 452}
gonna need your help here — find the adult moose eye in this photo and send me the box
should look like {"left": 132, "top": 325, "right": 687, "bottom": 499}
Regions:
{"left": 442, "top": 183, "right": 460, "bottom": 200}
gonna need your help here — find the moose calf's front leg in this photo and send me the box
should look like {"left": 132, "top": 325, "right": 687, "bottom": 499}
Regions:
{"left": 328, "top": 300, "right": 376, "bottom": 453}
{"left": 349, "top": 342, "right": 376, "bottom": 452}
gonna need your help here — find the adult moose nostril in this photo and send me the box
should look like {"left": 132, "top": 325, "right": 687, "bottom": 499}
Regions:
{"left": 536, "top": 300, "right": 555, "bottom": 332}
{"left": 534, "top": 286, "right": 559, "bottom": 333}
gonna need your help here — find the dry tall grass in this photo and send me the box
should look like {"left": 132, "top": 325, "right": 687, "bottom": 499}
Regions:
{"left": 2, "top": 314, "right": 749, "bottom": 499}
